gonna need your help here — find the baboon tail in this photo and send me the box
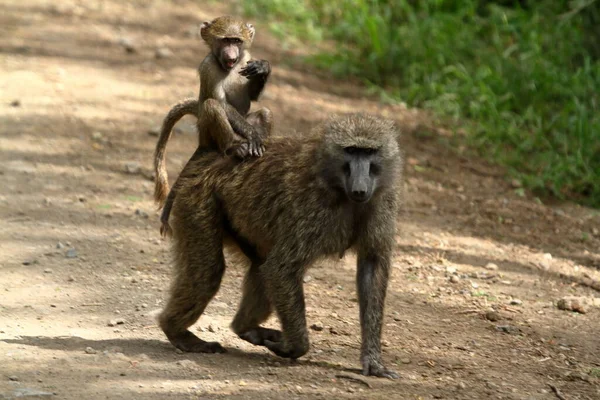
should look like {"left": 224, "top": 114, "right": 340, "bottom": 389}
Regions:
{"left": 153, "top": 98, "right": 199, "bottom": 207}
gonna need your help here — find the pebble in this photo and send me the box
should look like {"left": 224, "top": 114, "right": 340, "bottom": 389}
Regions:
{"left": 484, "top": 263, "right": 498, "bottom": 271}
{"left": 208, "top": 324, "right": 216, "bottom": 333}
{"left": 56, "top": 242, "right": 65, "bottom": 249}
{"left": 108, "top": 318, "right": 125, "bottom": 327}
{"left": 485, "top": 310, "right": 501, "bottom": 322}
{"left": 496, "top": 325, "right": 519, "bottom": 334}
{"left": 543, "top": 253, "right": 552, "bottom": 260}
{"left": 91, "top": 131, "right": 104, "bottom": 142}
{"left": 557, "top": 298, "right": 587, "bottom": 314}
{"left": 85, "top": 347, "right": 97, "bottom": 354}
{"left": 148, "top": 126, "right": 160, "bottom": 136}
{"left": 303, "top": 275, "right": 313, "bottom": 283}
{"left": 10, "top": 99, "right": 21, "bottom": 107}
{"left": 66, "top": 248, "right": 78, "bottom": 258}
{"left": 457, "top": 382, "right": 466, "bottom": 390}
{"left": 67, "top": 276, "right": 75, "bottom": 282}
{"left": 449, "top": 275, "right": 460, "bottom": 283}
{"left": 400, "top": 358, "right": 411, "bottom": 364}
{"left": 445, "top": 266, "right": 457, "bottom": 275}
{"left": 135, "top": 209, "right": 149, "bottom": 218}
{"left": 44, "top": 268, "right": 53, "bottom": 274}
{"left": 124, "top": 162, "right": 141, "bottom": 174}
{"left": 22, "top": 259, "right": 35, "bottom": 266}
{"left": 509, "top": 299, "right": 522, "bottom": 306}
{"left": 10, "top": 388, "right": 54, "bottom": 397}
{"left": 9, "top": 375, "right": 19, "bottom": 381}
{"left": 119, "top": 37, "right": 136, "bottom": 53}
{"left": 510, "top": 179, "right": 522, "bottom": 188}
{"left": 155, "top": 47, "right": 173, "bottom": 59}
{"left": 310, "top": 322, "right": 324, "bottom": 332}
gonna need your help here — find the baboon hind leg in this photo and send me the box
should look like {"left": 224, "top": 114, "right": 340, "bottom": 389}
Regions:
{"left": 158, "top": 195, "right": 227, "bottom": 353}
{"left": 231, "top": 262, "right": 282, "bottom": 346}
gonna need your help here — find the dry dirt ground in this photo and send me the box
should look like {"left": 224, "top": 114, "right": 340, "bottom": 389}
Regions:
{"left": 1, "top": 1, "right": 600, "bottom": 399}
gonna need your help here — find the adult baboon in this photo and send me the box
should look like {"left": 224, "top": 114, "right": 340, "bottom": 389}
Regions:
{"left": 159, "top": 114, "right": 403, "bottom": 379}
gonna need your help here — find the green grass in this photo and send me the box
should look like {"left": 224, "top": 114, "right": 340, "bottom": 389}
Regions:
{"left": 240, "top": 0, "right": 600, "bottom": 207}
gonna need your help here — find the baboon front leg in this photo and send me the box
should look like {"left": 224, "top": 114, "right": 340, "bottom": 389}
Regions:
{"left": 260, "top": 257, "right": 309, "bottom": 359}
{"left": 356, "top": 253, "right": 398, "bottom": 379}
{"left": 231, "top": 262, "right": 282, "bottom": 346}
{"left": 158, "top": 196, "right": 227, "bottom": 353}
{"left": 227, "top": 107, "right": 272, "bottom": 159}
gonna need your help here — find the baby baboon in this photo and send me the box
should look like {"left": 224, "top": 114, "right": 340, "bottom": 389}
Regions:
{"left": 159, "top": 114, "right": 403, "bottom": 379}
{"left": 154, "top": 16, "right": 273, "bottom": 236}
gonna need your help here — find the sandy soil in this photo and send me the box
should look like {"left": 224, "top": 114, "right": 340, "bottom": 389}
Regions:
{"left": 1, "top": 1, "right": 599, "bottom": 399}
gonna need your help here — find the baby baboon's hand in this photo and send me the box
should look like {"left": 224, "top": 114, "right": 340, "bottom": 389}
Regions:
{"left": 240, "top": 59, "right": 270, "bottom": 79}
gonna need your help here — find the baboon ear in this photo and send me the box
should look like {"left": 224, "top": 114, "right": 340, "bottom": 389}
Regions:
{"left": 245, "top": 23, "right": 255, "bottom": 40}
{"left": 199, "top": 21, "right": 212, "bottom": 41}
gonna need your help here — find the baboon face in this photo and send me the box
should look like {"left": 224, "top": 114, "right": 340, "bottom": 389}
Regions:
{"left": 200, "top": 17, "right": 255, "bottom": 72}
{"left": 340, "top": 146, "right": 381, "bottom": 203}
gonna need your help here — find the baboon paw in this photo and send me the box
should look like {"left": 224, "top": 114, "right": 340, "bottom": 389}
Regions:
{"left": 179, "top": 340, "right": 226, "bottom": 354}
{"left": 170, "top": 331, "right": 226, "bottom": 354}
{"left": 228, "top": 143, "right": 250, "bottom": 159}
{"left": 264, "top": 340, "right": 307, "bottom": 360}
{"left": 362, "top": 361, "right": 399, "bottom": 380}
{"left": 159, "top": 222, "right": 172, "bottom": 238}
{"left": 238, "top": 327, "right": 282, "bottom": 346}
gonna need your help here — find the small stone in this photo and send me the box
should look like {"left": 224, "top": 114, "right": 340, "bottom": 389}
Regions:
{"left": 485, "top": 311, "right": 501, "bottom": 322}
{"left": 510, "top": 179, "right": 522, "bottom": 188}
{"left": 141, "top": 303, "right": 148, "bottom": 308}
{"left": 509, "top": 299, "right": 522, "bottom": 306}
{"left": 543, "top": 253, "right": 552, "bottom": 260}
{"left": 44, "top": 268, "right": 53, "bottom": 274}
{"left": 66, "top": 248, "right": 78, "bottom": 258}
{"left": 135, "top": 209, "right": 149, "bottom": 218}
{"left": 119, "top": 37, "right": 136, "bottom": 53}
{"left": 239, "top": 380, "right": 247, "bottom": 386}
{"left": 485, "top": 263, "right": 498, "bottom": 271}
{"left": 303, "top": 275, "right": 313, "bottom": 283}
{"left": 310, "top": 322, "right": 323, "bottom": 332}
{"left": 43, "top": 198, "right": 52, "bottom": 206}
{"left": 496, "top": 325, "right": 519, "bottom": 334}
{"left": 445, "top": 266, "right": 457, "bottom": 275}
{"left": 10, "top": 99, "right": 21, "bottom": 107}
{"left": 449, "top": 275, "right": 460, "bottom": 284}
{"left": 124, "top": 162, "right": 141, "bottom": 174}
{"left": 457, "top": 382, "right": 466, "bottom": 390}
{"left": 91, "top": 131, "right": 104, "bottom": 142}
{"left": 85, "top": 346, "right": 97, "bottom": 354}
{"left": 155, "top": 47, "right": 173, "bottom": 59}
{"left": 50, "top": 304, "right": 56, "bottom": 308}
{"left": 9, "top": 375, "right": 19, "bottom": 381}
{"left": 148, "top": 126, "right": 160, "bottom": 136}
{"left": 329, "top": 327, "right": 339, "bottom": 335}
{"left": 471, "top": 281, "right": 479, "bottom": 289}
{"left": 56, "top": 242, "right": 65, "bottom": 249}
{"left": 22, "top": 259, "right": 35, "bottom": 266}
{"left": 557, "top": 298, "right": 587, "bottom": 314}
{"left": 115, "top": 318, "right": 125, "bottom": 325}
{"left": 208, "top": 324, "right": 216, "bottom": 333}
{"left": 401, "top": 358, "right": 411, "bottom": 364}
{"left": 67, "top": 276, "right": 75, "bottom": 282}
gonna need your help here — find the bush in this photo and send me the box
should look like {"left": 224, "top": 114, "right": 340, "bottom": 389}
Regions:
{"left": 241, "top": 0, "right": 600, "bottom": 206}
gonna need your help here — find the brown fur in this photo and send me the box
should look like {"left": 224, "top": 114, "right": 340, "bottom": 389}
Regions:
{"left": 153, "top": 16, "right": 273, "bottom": 236}
{"left": 158, "top": 113, "right": 404, "bottom": 379}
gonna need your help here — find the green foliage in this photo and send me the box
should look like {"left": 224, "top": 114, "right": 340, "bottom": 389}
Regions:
{"left": 242, "top": 0, "right": 600, "bottom": 207}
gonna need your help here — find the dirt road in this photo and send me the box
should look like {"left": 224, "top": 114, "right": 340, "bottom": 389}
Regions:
{"left": 1, "top": 1, "right": 599, "bottom": 399}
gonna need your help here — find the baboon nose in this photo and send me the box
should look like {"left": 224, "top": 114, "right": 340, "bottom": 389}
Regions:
{"left": 351, "top": 189, "right": 369, "bottom": 202}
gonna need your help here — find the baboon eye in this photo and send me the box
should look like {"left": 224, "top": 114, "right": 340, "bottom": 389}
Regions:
{"left": 370, "top": 163, "right": 381, "bottom": 176}
{"left": 344, "top": 146, "right": 358, "bottom": 155}
{"left": 229, "top": 38, "right": 242, "bottom": 44}
{"left": 342, "top": 162, "right": 351, "bottom": 176}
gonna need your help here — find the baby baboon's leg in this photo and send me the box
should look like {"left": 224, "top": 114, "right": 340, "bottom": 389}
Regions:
{"left": 158, "top": 195, "right": 227, "bottom": 353}
{"left": 231, "top": 262, "right": 282, "bottom": 346}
